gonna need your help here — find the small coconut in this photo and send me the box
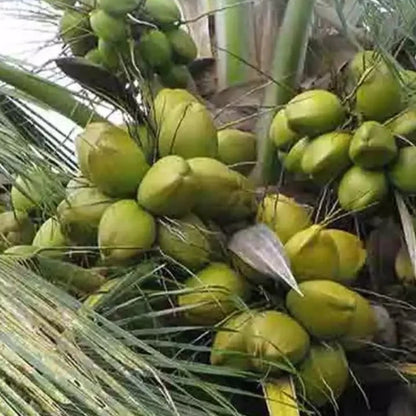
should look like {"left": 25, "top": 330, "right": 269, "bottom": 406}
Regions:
{"left": 301, "top": 131, "right": 352, "bottom": 183}
{"left": 285, "top": 90, "right": 345, "bottom": 137}
{"left": 98, "top": 199, "right": 156, "bottom": 264}
{"left": 386, "top": 108, "right": 416, "bottom": 142}
{"left": 256, "top": 194, "right": 312, "bottom": 244}
{"left": 158, "top": 101, "right": 217, "bottom": 159}
{"left": 269, "top": 109, "right": 301, "bottom": 149}
{"left": 85, "top": 48, "right": 102, "bottom": 65}
{"left": 137, "top": 155, "right": 197, "bottom": 217}
{"left": 395, "top": 245, "right": 415, "bottom": 285}
{"left": 341, "top": 292, "right": 377, "bottom": 350}
{"left": 217, "top": 129, "right": 257, "bottom": 175}
{"left": 297, "top": 343, "right": 349, "bottom": 408}
{"left": 210, "top": 311, "right": 255, "bottom": 370}
{"left": 75, "top": 122, "right": 150, "bottom": 197}
{"left": 97, "top": 0, "right": 139, "bottom": 15}
{"left": 0, "top": 211, "right": 35, "bottom": 252}
{"left": 246, "top": 311, "right": 310, "bottom": 373}
{"left": 284, "top": 225, "right": 339, "bottom": 282}
{"left": 57, "top": 186, "right": 115, "bottom": 245}
{"left": 98, "top": 38, "right": 120, "bottom": 71}
{"left": 286, "top": 280, "right": 357, "bottom": 339}
{"left": 138, "top": 29, "right": 172, "bottom": 70}
{"left": 338, "top": 166, "right": 388, "bottom": 212}
{"left": 283, "top": 137, "right": 309, "bottom": 175}
{"left": 159, "top": 65, "right": 191, "bottom": 89}
{"left": 188, "top": 157, "right": 257, "bottom": 224}
{"left": 322, "top": 229, "right": 366, "bottom": 283}
{"left": 158, "top": 213, "right": 220, "bottom": 271}
{"left": 388, "top": 146, "right": 416, "bottom": 193}
{"left": 178, "top": 262, "right": 250, "bottom": 325}
{"left": 89, "top": 9, "right": 128, "bottom": 43}
{"left": 139, "top": 0, "right": 181, "bottom": 26}
{"left": 32, "top": 218, "right": 68, "bottom": 258}
{"left": 349, "top": 121, "right": 397, "bottom": 169}
{"left": 166, "top": 27, "right": 197, "bottom": 64}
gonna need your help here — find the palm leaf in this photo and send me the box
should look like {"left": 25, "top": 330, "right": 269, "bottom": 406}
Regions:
{"left": 263, "top": 377, "right": 300, "bottom": 416}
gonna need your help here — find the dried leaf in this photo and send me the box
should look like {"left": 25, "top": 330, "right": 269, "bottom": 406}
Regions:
{"left": 263, "top": 377, "right": 300, "bottom": 416}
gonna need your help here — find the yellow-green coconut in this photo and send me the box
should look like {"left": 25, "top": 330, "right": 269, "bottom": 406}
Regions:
{"left": 269, "top": 109, "right": 301, "bottom": 149}
{"left": 166, "top": 27, "right": 197, "bottom": 64}
{"left": 283, "top": 137, "right": 309, "bottom": 175}
{"left": 388, "top": 146, "right": 416, "bottom": 193}
{"left": 97, "top": 0, "right": 140, "bottom": 15}
{"left": 89, "top": 9, "right": 128, "bottom": 43}
{"left": 386, "top": 108, "right": 416, "bottom": 142}
{"left": 0, "top": 211, "right": 35, "bottom": 252}
{"left": 32, "top": 218, "right": 68, "bottom": 258}
{"left": 140, "top": 0, "right": 181, "bottom": 26}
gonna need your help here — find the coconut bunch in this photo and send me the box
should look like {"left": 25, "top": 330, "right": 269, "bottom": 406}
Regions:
{"left": 272, "top": 50, "right": 416, "bottom": 213}
{"left": 57, "top": 0, "right": 199, "bottom": 88}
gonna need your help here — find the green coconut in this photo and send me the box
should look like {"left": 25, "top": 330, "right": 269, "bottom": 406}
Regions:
{"left": 166, "top": 28, "right": 197, "bottom": 64}
{"left": 297, "top": 343, "right": 349, "bottom": 408}
{"left": 286, "top": 280, "right": 357, "bottom": 339}
{"left": 89, "top": 9, "right": 128, "bottom": 43}
{"left": 246, "top": 311, "right": 310, "bottom": 373}
{"left": 32, "top": 218, "right": 68, "bottom": 258}
{"left": 283, "top": 137, "right": 309, "bottom": 175}
{"left": 75, "top": 122, "right": 150, "bottom": 197}
{"left": 119, "top": 123, "right": 155, "bottom": 163}
{"left": 98, "top": 38, "right": 120, "bottom": 71}
{"left": 138, "top": 29, "right": 172, "bottom": 70}
{"left": 217, "top": 129, "right": 257, "bottom": 175}
{"left": 85, "top": 48, "right": 103, "bottom": 65}
{"left": 341, "top": 292, "right": 377, "bottom": 350}
{"left": 284, "top": 225, "right": 339, "bottom": 282}
{"left": 395, "top": 245, "right": 415, "bottom": 284}
{"left": 178, "top": 262, "right": 250, "bottom": 325}
{"left": 57, "top": 186, "right": 115, "bottom": 245}
{"left": 158, "top": 213, "right": 221, "bottom": 271}
{"left": 97, "top": 0, "right": 140, "bottom": 15}
{"left": 159, "top": 65, "right": 191, "bottom": 89}
{"left": 388, "top": 146, "right": 416, "bottom": 193}
{"left": 210, "top": 311, "right": 255, "bottom": 370}
{"left": 386, "top": 108, "right": 416, "bottom": 142}
{"left": 137, "top": 155, "right": 197, "bottom": 217}
{"left": 0, "top": 211, "right": 35, "bottom": 252}
{"left": 256, "top": 194, "right": 312, "bottom": 244}
{"left": 301, "top": 131, "right": 352, "bottom": 183}
{"left": 140, "top": 0, "right": 181, "bottom": 26}
{"left": 98, "top": 199, "right": 156, "bottom": 264}
{"left": 188, "top": 157, "right": 257, "bottom": 224}
{"left": 59, "top": 9, "right": 96, "bottom": 56}
{"left": 338, "top": 166, "right": 388, "bottom": 212}
{"left": 349, "top": 121, "right": 397, "bottom": 169}
{"left": 269, "top": 109, "right": 301, "bottom": 149}
{"left": 11, "top": 174, "right": 42, "bottom": 214}
{"left": 322, "top": 229, "right": 366, "bottom": 283}
{"left": 158, "top": 101, "right": 218, "bottom": 159}
{"left": 285, "top": 90, "right": 345, "bottom": 137}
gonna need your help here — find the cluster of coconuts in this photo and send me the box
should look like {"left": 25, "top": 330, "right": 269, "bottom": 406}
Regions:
{"left": 272, "top": 50, "right": 416, "bottom": 213}
{"left": 58, "top": 0, "right": 198, "bottom": 88}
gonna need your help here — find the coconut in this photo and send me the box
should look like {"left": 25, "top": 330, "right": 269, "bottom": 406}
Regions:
{"left": 97, "top": 0, "right": 139, "bottom": 15}
{"left": 386, "top": 108, "right": 416, "bottom": 142}
{"left": 98, "top": 199, "right": 156, "bottom": 264}
{"left": 217, "top": 129, "right": 257, "bottom": 175}
{"left": 75, "top": 122, "right": 150, "bottom": 197}
{"left": 59, "top": 9, "right": 96, "bottom": 56}
{"left": 297, "top": 343, "right": 349, "bottom": 408}
{"left": 285, "top": 90, "right": 345, "bottom": 137}
{"left": 32, "top": 218, "right": 68, "bottom": 258}
{"left": 57, "top": 186, "right": 115, "bottom": 245}
{"left": 137, "top": 155, "right": 197, "bottom": 217}
{"left": 119, "top": 123, "right": 155, "bottom": 163}
{"left": 89, "top": 9, "right": 128, "bottom": 43}
{"left": 0, "top": 211, "right": 35, "bottom": 252}
{"left": 85, "top": 48, "right": 102, "bottom": 65}
{"left": 210, "top": 311, "right": 254, "bottom": 370}
{"left": 158, "top": 101, "right": 217, "bottom": 159}
{"left": 395, "top": 245, "right": 415, "bottom": 284}
{"left": 98, "top": 38, "right": 120, "bottom": 71}
{"left": 138, "top": 29, "right": 172, "bottom": 70}
{"left": 139, "top": 0, "right": 181, "bottom": 26}
{"left": 188, "top": 157, "right": 257, "bottom": 224}
{"left": 246, "top": 311, "right": 310, "bottom": 373}
{"left": 159, "top": 65, "right": 191, "bottom": 89}
{"left": 166, "top": 28, "right": 197, "bottom": 64}
{"left": 338, "top": 166, "right": 388, "bottom": 212}
{"left": 158, "top": 214, "right": 221, "bottom": 271}
{"left": 349, "top": 121, "right": 397, "bottom": 169}
{"left": 269, "top": 109, "right": 301, "bottom": 149}
{"left": 286, "top": 280, "right": 357, "bottom": 339}
{"left": 284, "top": 225, "right": 339, "bottom": 282}
{"left": 178, "top": 262, "right": 250, "bottom": 325}
{"left": 256, "top": 194, "right": 312, "bottom": 244}
{"left": 341, "top": 292, "right": 377, "bottom": 350}
{"left": 11, "top": 173, "right": 43, "bottom": 214}
{"left": 301, "top": 131, "right": 352, "bottom": 183}
{"left": 388, "top": 146, "right": 416, "bottom": 193}
{"left": 321, "top": 229, "right": 366, "bottom": 283}
{"left": 283, "top": 137, "right": 309, "bottom": 175}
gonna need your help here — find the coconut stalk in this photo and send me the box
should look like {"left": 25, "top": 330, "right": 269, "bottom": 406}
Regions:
{"left": 255, "top": 0, "right": 316, "bottom": 185}
{"left": 263, "top": 377, "right": 300, "bottom": 416}
{"left": 0, "top": 60, "right": 103, "bottom": 127}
